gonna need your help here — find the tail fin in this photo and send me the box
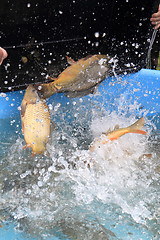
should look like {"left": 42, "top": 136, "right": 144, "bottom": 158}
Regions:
{"left": 129, "top": 117, "right": 145, "bottom": 130}
{"left": 128, "top": 117, "right": 146, "bottom": 135}
{"left": 128, "top": 129, "right": 147, "bottom": 135}
{"left": 34, "top": 80, "right": 57, "bottom": 99}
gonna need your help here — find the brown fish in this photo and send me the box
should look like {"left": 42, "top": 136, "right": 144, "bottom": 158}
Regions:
{"left": 21, "top": 84, "right": 54, "bottom": 156}
{"left": 90, "top": 117, "right": 147, "bottom": 151}
{"left": 35, "top": 54, "right": 111, "bottom": 98}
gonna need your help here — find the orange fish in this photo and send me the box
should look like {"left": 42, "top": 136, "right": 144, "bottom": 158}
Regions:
{"left": 35, "top": 54, "right": 111, "bottom": 98}
{"left": 21, "top": 84, "right": 54, "bottom": 156}
{"left": 89, "top": 117, "right": 147, "bottom": 152}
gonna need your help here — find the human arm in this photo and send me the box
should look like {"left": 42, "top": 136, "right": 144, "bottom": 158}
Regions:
{"left": 150, "top": 4, "right": 160, "bottom": 29}
{"left": 0, "top": 47, "right": 8, "bottom": 65}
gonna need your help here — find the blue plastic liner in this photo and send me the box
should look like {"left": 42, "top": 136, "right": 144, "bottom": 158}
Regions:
{"left": 0, "top": 69, "right": 160, "bottom": 119}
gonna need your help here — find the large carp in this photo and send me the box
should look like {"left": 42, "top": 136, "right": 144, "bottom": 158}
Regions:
{"left": 35, "top": 54, "right": 111, "bottom": 98}
{"left": 21, "top": 84, "right": 54, "bottom": 156}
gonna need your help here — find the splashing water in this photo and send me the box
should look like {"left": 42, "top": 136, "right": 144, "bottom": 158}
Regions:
{"left": 0, "top": 87, "right": 160, "bottom": 239}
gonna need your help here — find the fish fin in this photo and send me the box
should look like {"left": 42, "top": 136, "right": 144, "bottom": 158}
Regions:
{"left": 23, "top": 144, "right": 32, "bottom": 150}
{"left": 65, "top": 86, "right": 96, "bottom": 98}
{"left": 129, "top": 130, "right": 147, "bottom": 135}
{"left": 21, "top": 120, "right": 24, "bottom": 134}
{"left": 114, "top": 124, "right": 119, "bottom": 130}
{"left": 44, "top": 149, "right": 50, "bottom": 158}
{"left": 48, "top": 120, "right": 56, "bottom": 145}
{"left": 21, "top": 100, "right": 27, "bottom": 118}
{"left": 102, "top": 128, "right": 111, "bottom": 135}
{"left": 50, "top": 120, "right": 56, "bottom": 132}
{"left": 34, "top": 81, "right": 58, "bottom": 98}
{"left": 31, "top": 152, "right": 35, "bottom": 158}
{"left": 89, "top": 145, "right": 95, "bottom": 152}
{"left": 47, "top": 76, "right": 57, "bottom": 81}
{"left": 21, "top": 100, "right": 27, "bottom": 134}
{"left": 139, "top": 153, "right": 152, "bottom": 160}
{"left": 129, "top": 117, "right": 145, "bottom": 130}
{"left": 66, "top": 56, "right": 76, "bottom": 65}
{"left": 101, "top": 140, "right": 109, "bottom": 144}
{"left": 109, "top": 137, "right": 120, "bottom": 141}
{"left": 83, "top": 55, "right": 93, "bottom": 61}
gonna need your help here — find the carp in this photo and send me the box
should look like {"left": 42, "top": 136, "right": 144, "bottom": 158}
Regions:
{"left": 89, "top": 117, "right": 147, "bottom": 152}
{"left": 21, "top": 84, "right": 54, "bottom": 156}
{"left": 35, "top": 54, "right": 111, "bottom": 98}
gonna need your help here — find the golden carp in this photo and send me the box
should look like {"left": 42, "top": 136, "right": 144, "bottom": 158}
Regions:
{"left": 89, "top": 117, "right": 147, "bottom": 152}
{"left": 35, "top": 54, "right": 111, "bottom": 98}
{"left": 21, "top": 84, "right": 53, "bottom": 156}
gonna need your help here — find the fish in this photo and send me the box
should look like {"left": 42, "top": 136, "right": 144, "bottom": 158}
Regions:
{"left": 89, "top": 117, "right": 147, "bottom": 152}
{"left": 34, "top": 54, "right": 111, "bottom": 98}
{"left": 21, "top": 84, "right": 54, "bottom": 156}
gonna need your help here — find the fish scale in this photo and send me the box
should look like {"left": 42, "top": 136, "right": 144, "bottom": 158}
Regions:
{"left": 23, "top": 100, "right": 51, "bottom": 156}
{"left": 34, "top": 54, "right": 111, "bottom": 99}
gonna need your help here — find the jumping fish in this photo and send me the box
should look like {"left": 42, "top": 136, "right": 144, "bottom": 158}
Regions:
{"left": 89, "top": 117, "right": 147, "bottom": 151}
{"left": 35, "top": 54, "right": 111, "bottom": 98}
{"left": 21, "top": 84, "right": 54, "bottom": 156}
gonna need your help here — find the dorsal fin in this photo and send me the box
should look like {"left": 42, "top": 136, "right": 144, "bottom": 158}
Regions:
{"left": 102, "top": 128, "right": 111, "bottom": 135}
{"left": 66, "top": 56, "right": 76, "bottom": 65}
{"left": 83, "top": 55, "right": 93, "bottom": 61}
{"left": 114, "top": 124, "right": 119, "bottom": 130}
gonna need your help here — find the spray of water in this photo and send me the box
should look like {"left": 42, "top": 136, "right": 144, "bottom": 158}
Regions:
{"left": 0, "top": 95, "right": 159, "bottom": 240}
{"left": 0, "top": 57, "right": 159, "bottom": 239}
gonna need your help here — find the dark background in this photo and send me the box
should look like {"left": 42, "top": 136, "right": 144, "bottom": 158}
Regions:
{"left": 0, "top": 0, "right": 159, "bottom": 92}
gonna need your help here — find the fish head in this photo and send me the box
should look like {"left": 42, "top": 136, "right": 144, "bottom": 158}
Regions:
{"left": 23, "top": 84, "right": 40, "bottom": 104}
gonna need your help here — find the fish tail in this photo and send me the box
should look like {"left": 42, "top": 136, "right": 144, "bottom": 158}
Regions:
{"left": 127, "top": 129, "right": 147, "bottom": 135}
{"left": 128, "top": 117, "right": 145, "bottom": 131}
{"left": 126, "top": 117, "right": 146, "bottom": 135}
{"left": 34, "top": 80, "right": 57, "bottom": 99}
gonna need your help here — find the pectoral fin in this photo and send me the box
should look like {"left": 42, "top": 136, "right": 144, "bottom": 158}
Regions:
{"left": 48, "top": 120, "right": 56, "bottom": 146}
{"left": 23, "top": 144, "right": 32, "bottom": 150}
{"left": 31, "top": 152, "right": 35, "bottom": 158}
{"left": 106, "top": 136, "right": 120, "bottom": 141}
{"left": 21, "top": 100, "right": 27, "bottom": 118}
{"left": 114, "top": 124, "right": 119, "bottom": 130}
{"left": 65, "top": 86, "right": 96, "bottom": 98}
{"left": 50, "top": 120, "right": 56, "bottom": 132}
{"left": 21, "top": 100, "right": 27, "bottom": 134}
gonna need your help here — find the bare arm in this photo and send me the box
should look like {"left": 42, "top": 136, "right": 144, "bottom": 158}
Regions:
{"left": 0, "top": 47, "right": 8, "bottom": 65}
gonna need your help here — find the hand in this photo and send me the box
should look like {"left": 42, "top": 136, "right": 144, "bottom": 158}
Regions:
{"left": 0, "top": 47, "right": 8, "bottom": 65}
{"left": 150, "top": 4, "right": 160, "bottom": 30}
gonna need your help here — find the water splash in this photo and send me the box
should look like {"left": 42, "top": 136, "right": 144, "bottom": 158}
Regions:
{"left": 0, "top": 99, "right": 159, "bottom": 239}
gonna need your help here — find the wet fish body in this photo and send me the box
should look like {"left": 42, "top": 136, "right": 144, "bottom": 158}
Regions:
{"left": 35, "top": 54, "right": 111, "bottom": 98}
{"left": 90, "top": 117, "right": 147, "bottom": 151}
{"left": 21, "top": 84, "right": 52, "bottom": 156}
